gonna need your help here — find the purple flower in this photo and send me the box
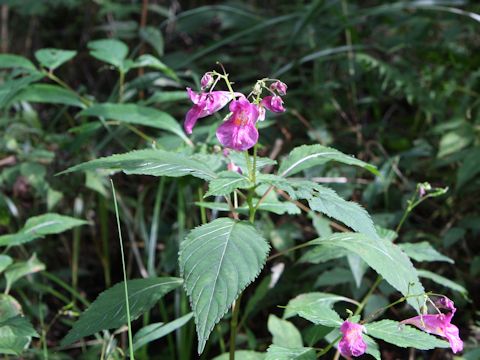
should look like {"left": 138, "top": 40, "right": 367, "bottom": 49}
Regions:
{"left": 270, "top": 80, "right": 288, "bottom": 95}
{"left": 201, "top": 73, "right": 213, "bottom": 90}
{"left": 338, "top": 321, "right": 367, "bottom": 358}
{"left": 401, "top": 296, "right": 463, "bottom": 354}
{"left": 216, "top": 98, "right": 259, "bottom": 151}
{"left": 261, "top": 95, "right": 285, "bottom": 113}
{"left": 184, "top": 88, "right": 234, "bottom": 134}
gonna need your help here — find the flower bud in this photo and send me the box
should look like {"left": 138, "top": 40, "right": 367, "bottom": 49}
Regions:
{"left": 270, "top": 80, "right": 287, "bottom": 96}
{"left": 201, "top": 73, "right": 214, "bottom": 90}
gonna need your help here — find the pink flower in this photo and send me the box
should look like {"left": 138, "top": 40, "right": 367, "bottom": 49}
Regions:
{"left": 270, "top": 80, "right": 287, "bottom": 95}
{"left": 338, "top": 321, "right": 367, "bottom": 358}
{"left": 401, "top": 296, "right": 463, "bottom": 354}
{"left": 261, "top": 95, "right": 285, "bottom": 113}
{"left": 227, "top": 162, "right": 242, "bottom": 174}
{"left": 216, "top": 98, "right": 259, "bottom": 151}
{"left": 184, "top": 88, "right": 234, "bottom": 134}
{"left": 201, "top": 73, "right": 213, "bottom": 90}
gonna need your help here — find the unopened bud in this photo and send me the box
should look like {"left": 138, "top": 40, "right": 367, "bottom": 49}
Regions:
{"left": 201, "top": 73, "right": 214, "bottom": 90}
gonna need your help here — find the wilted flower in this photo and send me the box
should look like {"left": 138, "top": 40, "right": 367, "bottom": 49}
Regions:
{"left": 184, "top": 88, "right": 235, "bottom": 134}
{"left": 270, "top": 80, "right": 288, "bottom": 95}
{"left": 338, "top": 321, "right": 367, "bottom": 358}
{"left": 201, "top": 73, "right": 214, "bottom": 90}
{"left": 216, "top": 97, "right": 259, "bottom": 151}
{"left": 261, "top": 95, "right": 285, "bottom": 113}
{"left": 401, "top": 296, "right": 463, "bottom": 354}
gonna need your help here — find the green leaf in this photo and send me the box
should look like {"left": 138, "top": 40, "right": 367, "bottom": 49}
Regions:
{"left": 61, "top": 277, "right": 182, "bottom": 346}
{"left": 278, "top": 144, "right": 378, "bottom": 177}
{"left": 309, "top": 233, "right": 424, "bottom": 312}
{"left": 417, "top": 269, "right": 467, "bottom": 294}
{"left": 78, "top": 103, "right": 188, "bottom": 143}
{"left": 268, "top": 315, "right": 303, "bottom": 349}
{"left": 195, "top": 201, "right": 300, "bottom": 216}
{"left": 213, "top": 351, "right": 266, "bottom": 360}
{"left": 265, "top": 345, "right": 315, "bottom": 360}
{"left": 0, "top": 256, "right": 13, "bottom": 274}
{"left": 284, "top": 303, "right": 342, "bottom": 328}
{"left": 12, "top": 84, "right": 85, "bottom": 108}
{"left": 61, "top": 149, "right": 217, "bottom": 180}
{"left": 5, "top": 254, "right": 45, "bottom": 292}
{"left": 205, "top": 171, "right": 252, "bottom": 197}
{"left": 179, "top": 218, "right": 270, "bottom": 354}
{"left": 0, "top": 54, "right": 36, "bottom": 70}
{"left": 400, "top": 242, "right": 454, "bottom": 263}
{"left": 298, "top": 245, "right": 348, "bottom": 264}
{"left": 132, "top": 55, "right": 178, "bottom": 80}
{"left": 133, "top": 313, "right": 193, "bottom": 351}
{"left": 88, "top": 39, "right": 128, "bottom": 69}
{"left": 0, "top": 316, "right": 39, "bottom": 356}
{"left": 456, "top": 147, "right": 480, "bottom": 190}
{"left": 284, "top": 292, "right": 356, "bottom": 320}
{"left": 365, "top": 320, "right": 449, "bottom": 349}
{"left": 34, "top": 48, "right": 76, "bottom": 70}
{"left": 139, "top": 26, "right": 164, "bottom": 56}
{"left": 0, "top": 295, "right": 22, "bottom": 321}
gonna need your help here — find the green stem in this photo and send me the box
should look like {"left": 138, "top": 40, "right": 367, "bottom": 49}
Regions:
{"left": 229, "top": 293, "right": 242, "bottom": 360}
{"left": 354, "top": 276, "right": 382, "bottom": 316}
{"left": 45, "top": 71, "right": 92, "bottom": 106}
{"left": 316, "top": 334, "right": 342, "bottom": 358}
{"left": 119, "top": 70, "right": 125, "bottom": 103}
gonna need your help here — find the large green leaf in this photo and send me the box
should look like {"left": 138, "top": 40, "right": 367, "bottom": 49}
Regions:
{"left": 278, "top": 144, "right": 378, "bottom": 177}
{"left": 13, "top": 84, "right": 85, "bottom": 108}
{"left": 61, "top": 277, "right": 182, "bottom": 346}
{"left": 284, "top": 292, "right": 357, "bottom": 320}
{"left": 308, "top": 233, "right": 424, "bottom": 312}
{"left": 0, "top": 54, "right": 36, "bottom": 70}
{"left": 88, "top": 39, "right": 128, "bottom": 69}
{"left": 213, "top": 351, "right": 266, "bottom": 360}
{"left": 179, "top": 218, "right": 270, "bottom": 354}
{"left": 0, "top": 213, "right": 87, "bottom": 247}
{"left": 60, "top": 149, "right": 217, "bottom": 180}
{"left": 133, "top": 313, "right": 193, "bottom": 351}
{"left": 0, "top": 316, "right": 39, "bottom": 356}
{"left": 268, "top": 315, "right": 303, "bottom": 349}
{"left": 5, "top": 254, "right": 45, "bottom": 292}
{"left": 35, "top": 48, "right": 76, "bottom": 70}
{"left": 205, "top": 171, "right": 252, "bottom": 197}
{"left": 78, "top": 103, "right": 188, "bottom": 143}
{"left": 195, "top": 200, "right": 300, "bottom": 216}
{"left": 400, "top": 242, "right": 453, "bottom": 263}
{"left": 417, "top": 269, "right": 467, "bottom": 295}
{"left": 265, "top": 345, "right": 315, "bottom": 360}
{"left": 365, "top": 320, "right": 449, "bottom": 349}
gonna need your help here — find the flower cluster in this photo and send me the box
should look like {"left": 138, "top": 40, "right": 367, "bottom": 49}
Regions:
{"left": 338, "top": 296, "right": 463, "bottom": 358}
{"left": 184, "top": 71, "right": 287, "bottom": 151}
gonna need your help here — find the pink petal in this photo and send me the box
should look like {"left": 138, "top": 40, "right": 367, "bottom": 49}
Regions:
{"left": 184, "top": 105, "right": 203, "bottom": 134}
{"left": 216, "top": 119, "right": 258, "bottom": 151}
{"left": 339, "top": 321, "right": 367, "bottom": 358}
{"left": 261, "top": 95, "right": 285, "bottom": 113}
{"left": 445, "top": 323, "right": 463, "bottom": 353}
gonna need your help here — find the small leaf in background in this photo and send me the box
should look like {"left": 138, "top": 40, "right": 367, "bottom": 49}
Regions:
{"left": 133, "top": 313, "right": 193, "bottom": 351}
{"left": 0, "top": 256, "right": 13, "bottom": 274}
{"left": 278, "top": 144, "right": 378, "bottom": 177}
{"left": 139, "top": 26, "right": 164, "bottom": 56}
{"left": 268, "top": 314, "right": 303, "bottom": 349}
{"left": 0, "top": 294, "right": 22, "bottom": 320}
{"left": 87, "top": 39, "right": 129, "bottom": 69}
{"left": 365, "top": 320, "right": 449, "bottom": 349}
{"left": 179, "top": 218, "right": 270, "bottom": 354}
{"left": 265, "top": 345, "right": 316, "bottom": 360}
{"left": 13, "top": 84, "right": 85, "bottom": 108}
{"left": 78, "top": 103, "right": 189, "bottom": 143}
{"left": 213, "top": 351, "right": 266, "bottom": 360}
{"left": 308, "top": 233, "right": 424, "bottom": 312}
{"left": 400, "top": 242, "right": 454, "bottom": 263}
{"left": 0, "top": 54, "right": 36, "bottom": 71}
{"left": 132, "top": 54, "right": 178, "bottom": 80}
{"left": 205, "top": 171, "right": 252, "bottom": 197}
{"left": 61, "top": 277, "right": 183, "bottom": 346}
{"left": 0, "top": 316, "right": 39, "bottom": 356}
{"left": 34, "top": 48, "right": 76, "bottom": 71}
{"left": 456, "top": 147, "right": 480, "bottom": 190}
{"left": 5, "top": 254, "right": 45, "bottom": 293}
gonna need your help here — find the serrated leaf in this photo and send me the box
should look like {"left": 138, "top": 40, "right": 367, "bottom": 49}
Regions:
{"left": 0, "top": 54, "right": 36, "bottom": 70}
{"left": 195, "top": 201, "right": 300, "bottom": 216}
{"left": 205, "top": 171, "right": 252, "bottom": 197}
{"left": 257, "top": 174, "right": 297, "bottom": 199}
{"left": 268, "top": 315, "right": 303, "bottom": 349}
{"left": 228, "top": 152, "right": 276, "bottom": 173}
{"left": 265, "top": 345, "right": 315, "bottom": 360}
{"left": 417, "top": 269, "right": 467, "bottom": 294}
{"left": 61, "top": 277, "right": 182, "bottom": 346}
{"left": 12, "top": 84, "right": 85, "bottom": 108}
{"left": 285, "top": 304, "right": 342, "bottom": 328}
{"left": 278, "top": 144, "right": 378, "bottom": 177}
{"left": 308, "top": 233, "right": 424, "bottom": 312}
{"left": 179, "top": 218, "right": 270, "bottom": 354}
{"left": 88, "top": 39, "right": 128, "bottom": 69}
{"left": 60, "top": 149, "right": 217, "bottom": 180}
{"left": 35, "top": 48, "right": 76, "bottom": 70}
{"left": 213, "top": 351, "right": 266, "bottom": 360}
{"left": 400, "top": 242, "right": 454, "bottom": 263}
{"left": 365, "top": 320, "right": 449, "bottom": 349}
{"left": 5, "top": 254, "right": 45, "bottom": 292}
{"left": 133, "top": 313, "right": 193, "bottom": 351}
{"left": 0, "top": 316, "right": 39, "bottom": 356}
{"left": 298, "top": 245, "right": 348, "bottom": 264}
{"left": 284, "top": 292, "right": 356, "bottom": 320}
{"left": 78, "top": 103, "right": 188, "bottom": 143}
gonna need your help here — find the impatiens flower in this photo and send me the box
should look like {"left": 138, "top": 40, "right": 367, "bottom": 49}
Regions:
{"left": 184, "top": 88, "right": 234, "bottom": 134}
{"left": 216, "top": 98, "right": 259, "bottom": 151}
{"left": 261, "top": 95, "right": 285, "bottom": 113}
{"left": 401, "top": 296, "right": 463, "bottom": 354}
{"left": 338, "top": 321, "right": 367, "bottom": 358}
{"left": 270, "top": 80, "right": 288, "bottom": 95}
{"left": 201, "top": 73, "right": 213, "bottom": 90}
